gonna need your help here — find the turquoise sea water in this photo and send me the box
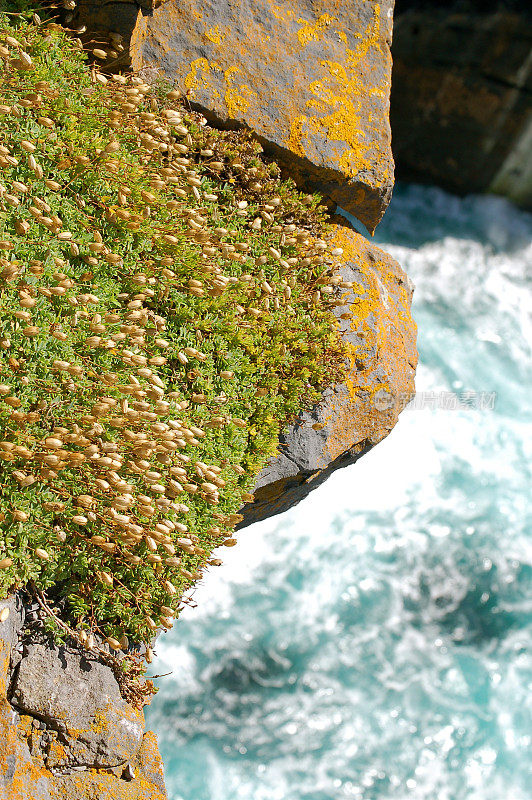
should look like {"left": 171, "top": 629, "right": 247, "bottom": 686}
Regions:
{"left": 146, "top": 184, "right": 532, "bottom": 800}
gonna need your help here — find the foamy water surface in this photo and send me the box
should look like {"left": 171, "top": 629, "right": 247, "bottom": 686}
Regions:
{"left": 146, "top": 184, "right": 532, "bottom": 800}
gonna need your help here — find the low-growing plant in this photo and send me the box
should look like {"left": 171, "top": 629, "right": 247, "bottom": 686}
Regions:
{"left": 0, "top": 12, "right": 349, "bottom": 663}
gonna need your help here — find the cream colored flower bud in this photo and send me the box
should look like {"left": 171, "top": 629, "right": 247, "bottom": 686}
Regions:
{"left": 98, "top": 571, "right": 114, "bottom": 587}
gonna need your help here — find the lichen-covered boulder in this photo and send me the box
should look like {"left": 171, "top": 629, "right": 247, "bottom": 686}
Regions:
{"left": 1, "top": 600, "right": 50, "bottom": 799}
{"left": 0, "top": 601, "right": 166, "bottom": 798}
{"left": 0, "top": 702, "right": 51, "bottom": 800}
{"left": 0, "top": 608, "right": 167, "bottom": 799}
{"left": 11, "top": 643, "right": 144, "bottom": 769}
{"left": 71, "top": 0, "right": 395, "bottom": 233}
{"left": 47, "top": 741, "right": 167, "bottom": 800}
{"left": 240, "top": 218, "right": 417, "bottom": 525}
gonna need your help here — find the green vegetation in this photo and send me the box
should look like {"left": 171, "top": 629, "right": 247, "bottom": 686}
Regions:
{"left": 0, "top": 12, "right": 347, "bottom": 661}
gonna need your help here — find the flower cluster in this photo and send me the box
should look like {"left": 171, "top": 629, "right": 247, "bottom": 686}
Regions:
{"left": 0, "top": 13, "right": 349, "bottom": 657}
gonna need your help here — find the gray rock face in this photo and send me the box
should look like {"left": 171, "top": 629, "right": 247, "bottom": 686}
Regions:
{"left": 11, "top": 642, "right": 144, "bottom": 769}
{"left": 240, "top": 439, "right": 374, "bottom": 527}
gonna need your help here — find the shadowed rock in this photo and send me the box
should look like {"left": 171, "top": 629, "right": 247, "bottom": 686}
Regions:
{"left": 391, "top": 6, "right": 532, "bottom": 207}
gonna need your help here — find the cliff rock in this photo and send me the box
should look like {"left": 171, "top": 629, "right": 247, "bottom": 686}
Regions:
{"left": 391, "top": 4, "right": 532, "bottom": 207}
{"left": 240, "top": 219, "right": 417, "bottom": 526}
{"left": 0, "top": 3, "right": 419, "bottom": 798}
{"left": 70, "top": 0, "right": 395, "bottom": 233}
{"left": 0, "top": 598, "right": 166, "bottom": 800}
{"left": 0, "top": 218, "right": 416, "bottom": 794}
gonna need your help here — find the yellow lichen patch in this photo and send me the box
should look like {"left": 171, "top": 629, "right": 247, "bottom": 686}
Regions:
{"left": 271, "top": 4, "right": 296, "bottom": 22}
{"left": 45, "top": 738, "right": 70, "bottom": 767}
{"left": 283, "top": 7, "right": 389, "bottom": 183}
{"left": 346, "top": 4, "right": 382, "bottom": 70}
{"left": 137, "top": 730, "right": 166, "bottom": 795}
{"left": 297, "top": 13, "right": 335, "bottom": 47}
{"left": 17, "top": 713, "right": 33, "bottom": 741}
{"left": 224, "top": 66, "right": 258, "bottom": 119}
{"left": 184, "top": 59, "right": 257, "bottom": 118}
{"left": 205, "top": 25, "right": 226, "bottom": 45}
{"left": 190, "top": 6, "right": 204, "bottom": 21}
{"left": 0, "top": 696, "right": 163, "bottom": 799}
{"left": 183, "top": 57, "right": 218, "bottom": 98}
{"left": 88, "top": 699, "right": 143, "bottom": 745}
{"left": 288, "top": 114, "right": 308, "bottom": 159}
{"left": 310, "top": 77, "right": 370, "bottom": 177}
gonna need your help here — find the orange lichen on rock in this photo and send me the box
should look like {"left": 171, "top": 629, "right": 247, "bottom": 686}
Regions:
{"left": 296, "top": 12, "right": 334, "bottom": 46}
{"left": 0, "top": 697, "right": 50, "bottom": 800}
{"left": 48, "top": 767, "right": 167, "bottom": 800}
{"left": 321, "top": 222, "right": 417, "bottom": 462}
{"left": 0, "top": 698, "right": 166, "bottom": 800}
{"left": 136, "top": 732, "right": 167, "bottom": 797}
{"left": 0, "top": 618, "right": 167, "bottom": 800}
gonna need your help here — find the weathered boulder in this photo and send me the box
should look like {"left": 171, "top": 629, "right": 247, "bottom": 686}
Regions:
{"left": 70, "top": 0, "right": 395, "bottom": 233}
{"left": 240, "top": 217, "right": 417, "bottom": 526}
{"left": 0, "top": 608, "right": 167, "bottom": 799}
{"left": 11, "top": 643, "right": 144, "bottom": 769}
{"left": 391, "top": 5, "right": 532, "bottom": 207}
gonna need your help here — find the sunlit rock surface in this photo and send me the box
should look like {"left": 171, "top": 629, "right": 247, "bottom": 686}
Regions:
{"left": 71, "top": 0, "right": 395, "bottom": 233}
{"left": 0, "top": 597, "right": 166, "bottom": 800}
